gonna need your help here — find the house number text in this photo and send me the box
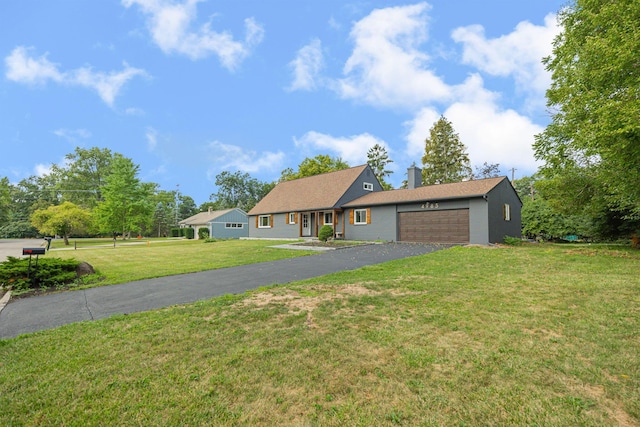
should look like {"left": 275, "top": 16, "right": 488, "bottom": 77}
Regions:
{"left": 421, "top": 202, "right": 439, "bottom": 209}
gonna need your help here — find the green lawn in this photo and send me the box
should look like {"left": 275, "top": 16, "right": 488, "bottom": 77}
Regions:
{"left": 48, "top": 238, "right": 316, "bottom": 287}
{"left": 1, "top": 244, "right": 639, "bottom": 426}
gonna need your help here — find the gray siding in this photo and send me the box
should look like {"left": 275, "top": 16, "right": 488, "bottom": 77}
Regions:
{"left": 335, "top": 167, "right": 384, "bottom": 208}
{"left": 248, "top": 213, "right": 300, "bottom": 239}
{"left": 346, "top": 205, "right": 397, "bottom": 241}
{"left": 468, "top": 198, "right": 489, "bottom": 245}
{"left": 487, "top": 179, "right": 522, "bottom": 243}
{"left": 209, "top": 209, "right": 249, "bottom": 239}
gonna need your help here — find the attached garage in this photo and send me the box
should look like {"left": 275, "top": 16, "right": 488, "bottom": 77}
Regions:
{"left": 398, "top": 209, "right": 469, "bottom": 244}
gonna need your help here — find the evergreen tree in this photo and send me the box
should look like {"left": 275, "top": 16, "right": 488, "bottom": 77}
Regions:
{"left": 421, "top": 116, "right": 471, "bottom": 185}
{"left": 367, "top": 143, "right": 394, "bottom": 190}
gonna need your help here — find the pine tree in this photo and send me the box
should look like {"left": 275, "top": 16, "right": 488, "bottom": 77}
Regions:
{"left": 367, "top": 143, "right": 394, "bottom": 190}
{"left": 421, "top": 116, "right": 471, "bottom": 185}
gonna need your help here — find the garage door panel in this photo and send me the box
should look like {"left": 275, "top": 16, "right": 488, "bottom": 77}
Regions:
{"left": 399, "top": 210, "right": 469, "bottom": 243}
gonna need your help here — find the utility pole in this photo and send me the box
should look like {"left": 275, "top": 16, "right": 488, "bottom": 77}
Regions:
{"left": 510, "top": 168, "right": 517, "bottom": 182}
{"left": 175, "top": 184, "right": 180, "bottom": 225}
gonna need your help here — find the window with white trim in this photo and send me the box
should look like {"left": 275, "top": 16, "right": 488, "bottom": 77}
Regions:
{"left": 503, "top": 204, "right": 511, "bottom": 221}
{"left": 258, "top": 215, "right": 271, "bottom": 228}
{"left": 289, "top": 213, "right": 296, "bottom": 224}
{"left": 225, "top": 223, "right": 244, "bottom": 229}
{"left": 354, "top": 209, "right": 367, "bottom": 224}
{"left": 324, "top": 212, "right": 333, "bottom": 225}
{"left": 363, "top": 182, "right": 374, "bottom": 191}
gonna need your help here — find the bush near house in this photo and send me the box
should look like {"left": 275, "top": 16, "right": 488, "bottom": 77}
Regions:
{"left": 198, "top": 228, "right": 209, "bottom": 240}
{"left": 184, "top": 228, "right": 195, "bottom": 239}
{"left": 318, "top": 225, "right": 334, "bottom": 242}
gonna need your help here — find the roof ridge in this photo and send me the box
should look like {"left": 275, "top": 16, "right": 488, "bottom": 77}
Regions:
{"left": 278, "top": 164, "right": 368, "bottom": 184}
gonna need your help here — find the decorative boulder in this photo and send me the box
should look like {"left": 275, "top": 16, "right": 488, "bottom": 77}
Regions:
{"left": 76, "top": 262, "right": 95, "bottom": 277}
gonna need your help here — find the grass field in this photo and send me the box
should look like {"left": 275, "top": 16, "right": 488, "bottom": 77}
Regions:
{"left": 1, "top": 244, "right": 639, "bottom": 426}
{"left": 48, "top": 238, "right": 316, "bottom": 287}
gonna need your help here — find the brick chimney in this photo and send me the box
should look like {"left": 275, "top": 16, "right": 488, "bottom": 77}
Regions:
{"left": 407, "top": 165, "right": 422, "bottom": 190}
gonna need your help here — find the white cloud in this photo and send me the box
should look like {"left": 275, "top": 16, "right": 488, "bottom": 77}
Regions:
{"left": 336, "top": 2, "right": 451, "bottom": 109}
{"left": 52, "top": 128, "right": 92, "bottom": 144}
{"left": 451, "top": 14, "right": 559, "bottom": 106}
{"left": 145, "top": 127, "right": 158, "bottom": 151}
{"left": 403, "top": 75, "right": 543, "bottom": 173}
{"left": 5, "top": 46, "right": 147, "bottom": 106}
{"left": 287, "top": 39, "right": 324, "bottom": 91}
{"left": 34, "top": 163, "right": 52, "bottom": 177}
{"left": 5, "top": 46, "right": 63, "bottom": 84}
{"left": 71, "top": 63, "right": 147, "bottom": 106}
{"left": 294, "top": 131, "right": 389, "bottom": 166}
{"left": 206, "top": 140, "right": 285, "bottom": 174}
{"left": 403, "top": 107, "right": 441, "bottom": 158}
{"left": 124, "top": 107, "right": 146, "bottom": 116}
{"left": 122, "top": 0, "right": 264, "bottom": 69}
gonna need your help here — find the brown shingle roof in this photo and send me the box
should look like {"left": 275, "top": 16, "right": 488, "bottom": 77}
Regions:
{"left": 248, "top": 165, "right": 369, "bottom": 215}
{"left": 343, "top": 177, "right": 506, "bottom": 207}
{"left": 178, "top": 208, "right": 238, "bottom": 226}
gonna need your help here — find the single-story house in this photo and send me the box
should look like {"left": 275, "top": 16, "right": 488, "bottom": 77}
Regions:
{"left": 179, "top": 207, "right": 248, "bottom": 239}
{"left": 247, "top": 164, "right": 384, "bottom": 239}
{"left": 248, "top": 165, "right": 521, "bottom": 245}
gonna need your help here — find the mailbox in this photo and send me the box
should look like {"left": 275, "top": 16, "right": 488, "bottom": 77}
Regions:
{"left": 23, "top": 248, "right": 46, "bottom": 256}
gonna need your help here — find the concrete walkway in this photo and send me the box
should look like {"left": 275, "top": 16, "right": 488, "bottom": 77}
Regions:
{"left": 0, "top": 243, "right": 447, "bottom": 339}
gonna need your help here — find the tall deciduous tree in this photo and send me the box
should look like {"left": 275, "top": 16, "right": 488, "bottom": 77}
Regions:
{"left": 210, "top": 171, "right": 274, "bottom": 211}
{"left": 30, "top": 202, "right": 93, "bottom": 245}
{"left": 0, "top": 177, "right": 11, "bottom": 225}
{"left": 473, "top": 162, "right": 501, "bottom": 180}
{"left": 422, "top": 116, "right": 471, "bottom": 185}
{"left": 534, "top": 0, "right": 640, "bottom": 220}
{"left": 94, "top": 155, "right": 153, "bottom": 238}
{"left": 52, "top": 147, "right": 116, "bottom": 209}
{"left": 280, "top": 155, "right": 349, "bottom": 181}
{"left": 367, "top": 143, "right": 394, "bottom": 190}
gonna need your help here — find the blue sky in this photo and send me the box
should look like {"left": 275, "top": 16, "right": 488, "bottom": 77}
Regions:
{"left": 1, "top": 0, "right": 565, "bottom": 205}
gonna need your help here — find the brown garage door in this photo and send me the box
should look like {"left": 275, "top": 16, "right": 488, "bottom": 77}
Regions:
{"left": 398, "top": 209, "right": 469, "bottom": 243}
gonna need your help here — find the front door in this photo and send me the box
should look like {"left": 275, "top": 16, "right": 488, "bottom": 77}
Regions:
{"left": 302, "top": 213, "right": 311, "bottom": 237}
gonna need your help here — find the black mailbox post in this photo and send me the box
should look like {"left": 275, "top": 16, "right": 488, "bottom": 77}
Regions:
{"left": 23, "top": 248, "right": 46, "bottom": 285}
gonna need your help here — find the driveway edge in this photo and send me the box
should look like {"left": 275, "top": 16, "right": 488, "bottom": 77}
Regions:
{"left": 0, "top": 290, "right": 11, "bottom": 314}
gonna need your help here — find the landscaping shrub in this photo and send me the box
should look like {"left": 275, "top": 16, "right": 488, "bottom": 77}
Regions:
{"left": 170, "top": 228, "right": 182, "bottom": 237}
{"left": 0, "top": 256, "right": 81, "bottom": 292}
{"left": 198, "top": 228, "right": 210, "bottom": 240}
{"left": 503, "top": 235, "right": 523, "bottom": 246}
{"left": 183, "top": 228, "right": 195, "bottom": 239}
{"left": 319, "top": 225, "right": 334, "bottom": 242}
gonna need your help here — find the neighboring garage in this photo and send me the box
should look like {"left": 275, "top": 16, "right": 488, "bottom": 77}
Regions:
{"left": 398, "top": 209, "right": 469, "bottom": 243}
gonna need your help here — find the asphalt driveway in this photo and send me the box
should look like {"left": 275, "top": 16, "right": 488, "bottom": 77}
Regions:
{"left": 0, "top": 243, "right": 448, "bottom": 339}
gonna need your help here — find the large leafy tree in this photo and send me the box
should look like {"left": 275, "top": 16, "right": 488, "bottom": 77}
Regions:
{"left": 534, "top": 0, "right": 640, "bottom": 221}
{"left": 30, "top": 201, "right": 93, "bottom": 245}
{"left": 94, "top": 155, "right": 153, "bottom": 238}
{"left": 473, "top": 162, "right": 501, "bottom": 180}
{"left": 52, "top": 147, "right": 116, "bottom": 209}
{"left": 210, "top": 171, "right": 274, "bottom": 211}
{"left": 280, "top": 155, "right": 350, "bottom": 181}
{"left": 178, "top": 195, "right": 198, "bottom": 220}
{"left": 422, "top": 116, "right": 472, "bottom": 185}
{"left": 0, "top": 177, "right": 11, "bottom": 225}
{"left": 367, "top": 143, "right": 394, "bottom": 190}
